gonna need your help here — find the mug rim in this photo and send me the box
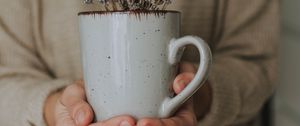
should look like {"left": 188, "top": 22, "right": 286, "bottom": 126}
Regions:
{"left": 78, "top": 10, "right": 180, "bottom": 16}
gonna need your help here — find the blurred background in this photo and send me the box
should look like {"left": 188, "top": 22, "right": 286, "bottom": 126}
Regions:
{"left": 274, "top": 0, "right": 300, "bottom": 126}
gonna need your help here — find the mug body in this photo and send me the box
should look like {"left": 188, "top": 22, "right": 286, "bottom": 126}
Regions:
{"left": 79, "top": 11, "right": 180, "bottom": 121}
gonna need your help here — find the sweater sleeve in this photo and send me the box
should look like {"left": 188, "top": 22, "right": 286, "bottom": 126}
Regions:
{"left": 0, "top": 1, "right": 71, "bottom": 125}
{"left": 192, "top": 0, "right": 279, "bottom": 125}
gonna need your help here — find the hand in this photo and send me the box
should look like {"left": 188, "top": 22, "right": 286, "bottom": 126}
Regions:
{"left": 44, "top": 80, "right": 135, "bottom": 126}
{"left": 44, "top": 62, "right": 210, "bottom": 126}
{"left": 136, "top": 62, "right": 201, "bottom": 126}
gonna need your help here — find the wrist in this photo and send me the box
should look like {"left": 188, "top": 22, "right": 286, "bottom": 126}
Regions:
{"left": 44, "top": 91, "right": 62, "bottom": 126}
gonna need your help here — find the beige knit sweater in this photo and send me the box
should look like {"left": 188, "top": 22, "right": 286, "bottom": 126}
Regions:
{"left": 0, "top": 0, "right": 279, "bottom": 126}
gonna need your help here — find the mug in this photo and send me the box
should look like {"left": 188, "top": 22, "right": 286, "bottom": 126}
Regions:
{"left": 78, "top": 11, "right": 212, "bottom": 121}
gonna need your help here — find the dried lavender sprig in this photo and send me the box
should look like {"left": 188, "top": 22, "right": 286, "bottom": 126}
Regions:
{"left": 83, "top": 0, "right": 173, "bottom": 11}
{"left": 83, "top": 0, "right": 93, "bottom": 4}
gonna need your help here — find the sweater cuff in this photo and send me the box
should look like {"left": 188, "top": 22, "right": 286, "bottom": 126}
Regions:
{"left": 198, "top": 64, "right": 241, "bottom": 126}
{"left": 26, "top": 79, "right": 72, "bottom": 126}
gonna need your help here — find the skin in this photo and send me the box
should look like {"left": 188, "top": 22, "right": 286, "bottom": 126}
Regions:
{"left": 44, "top": 62, "right": 212, "bottom": 126}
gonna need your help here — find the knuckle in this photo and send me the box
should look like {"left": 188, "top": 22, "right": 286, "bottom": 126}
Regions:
{"left": 63, "top": 84, "right": 85, "bottom": 96}
{"left": 74, "top": 100, "right": 87, "bottom": 108}
{"left": 63, "top": 84, "right": 77, "bottom": 93}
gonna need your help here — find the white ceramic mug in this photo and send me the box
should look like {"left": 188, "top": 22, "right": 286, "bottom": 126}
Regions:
{"left": 78, "top": 11, "right": 212, "bottom": 121}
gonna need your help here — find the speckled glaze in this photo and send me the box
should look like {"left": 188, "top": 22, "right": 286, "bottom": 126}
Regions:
{"left": 78, "top": 11, "right": 212, "bottom": 121}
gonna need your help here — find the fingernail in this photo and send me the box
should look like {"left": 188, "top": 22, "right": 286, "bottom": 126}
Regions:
{"left": 75, "top": 109, "right": 85, "bottom": 125}
{"left": 178, "top": 80, "right": 186, "bottom": 87}
{"left": 120, "top": 121, "right": 131, "bottom": 126}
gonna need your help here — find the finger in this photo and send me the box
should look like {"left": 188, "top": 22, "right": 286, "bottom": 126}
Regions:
{"left": 61, "top": 83, "right": 86, "bottom": 107}
{"left": 55, "top": 99, "right": 94, "bottom": 126}
{"left": 89, "top": 115, "right": 136, "bottom": 126}
{"left": 137, "top": 100, "right": 196, "bottom": 126}
{"left": 179, "top": 62, "right": 197, "bottom": 73}
{"left": 59, "top": 83, "right": 94, "bottom": 126}
{"left": 55, "top": 102, "right": 76, "bottom": 126}
{"left": 72, "top": 100, "right": 94, "bottom": 126}
{"left": 173, "top": 72, "right": 195, "bottom": 94}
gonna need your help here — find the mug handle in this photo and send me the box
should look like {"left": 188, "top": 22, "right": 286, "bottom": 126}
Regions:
{"left": 159, "top": 36, "right": 212, "bottom": 118}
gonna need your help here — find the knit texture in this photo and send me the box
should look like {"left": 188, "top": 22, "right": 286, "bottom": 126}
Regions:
{"left": 0, "top": 0, "right": 279, "bottom": 125}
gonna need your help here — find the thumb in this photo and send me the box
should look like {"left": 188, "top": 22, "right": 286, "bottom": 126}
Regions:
{"left": 70, "top": 100, "right": 94, "bottom": 126}
{"left": 56, "top": 83, "right": 94, "bottom": 126}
